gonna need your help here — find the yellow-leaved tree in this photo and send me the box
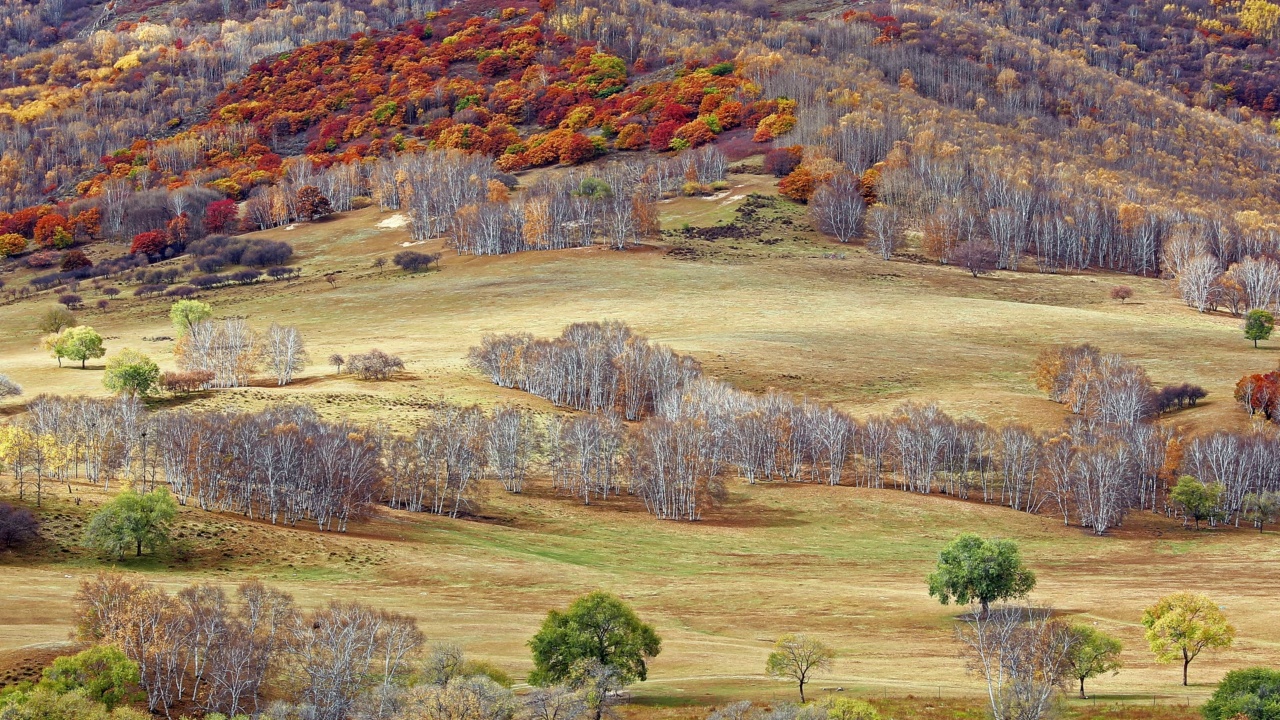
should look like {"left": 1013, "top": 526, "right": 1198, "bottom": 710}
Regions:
{"left": 1141, "top": 592, "right": 1235, "bottom": 686}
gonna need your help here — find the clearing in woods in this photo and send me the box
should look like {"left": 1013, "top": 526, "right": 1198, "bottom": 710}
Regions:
{"left": 0, "top": 174, "right": 1274, "bottom": 715}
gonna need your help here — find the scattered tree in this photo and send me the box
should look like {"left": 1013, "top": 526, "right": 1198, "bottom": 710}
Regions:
{"left": 765, "top": 633, "right": 835, "bottom": 702}
{"left": 1242, "top": 491, "right": 1280, "bottom": 533}
{"left": 169, "top": 299, "right": 212, "bottom": 336}
{"left": 0, "top": 501, "right": 39, "bottom": 549}
{"left": 951, "top": 241, "right": 1000, "bottom": 277}
{"left": 528, "top": 591, "right": 661, "bottom": 688}
{"left": 927, "top": 534, "right": 1037, "bottom": 617}
{"left": 83, "top": 488, "right": 178, "bottom": 559}
{"left": 0, "top": 373, "right": 21, "bottom": 399}
{"left": 296, "top": 185, "right": 333, "bottom": 220}
{"left": 102, "top": 349, "right": 161, "bottom": 396}
{"left": 37, "top": 306, "right": 76, "bottom": 333}
{"left": 1245, "top": 309, "right": 1275, "bottom": 348}
{"left": 46, "top": 326, "right": 105, "bottom": 368}
{"left": 957, "top": 606, "right": 1075, "bottom": 720}
{"left": 263, "top": 323, "right": 309, "bottom": 386}
{"left": 346, "top": 349, "right": 404, "bottom": 380}
{"left": 1141, "top": 592, "right": 1235, "bottom": 686}
{"left": 1110, "top": 285, "right": 1134, "bottom": 303}
{"left": 1065, "top": 625, "right": 1123, "bottom": 698}
{"left": 1170, "top": 475, "right": 1224, "bottom": 529}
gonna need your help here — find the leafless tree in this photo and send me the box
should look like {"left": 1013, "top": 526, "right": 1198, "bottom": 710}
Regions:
{"left": 263, "top": 323, "right": 309, "bottom": 386}
{"left": 956, "top": 605, "right": 1077, "bottom": 720}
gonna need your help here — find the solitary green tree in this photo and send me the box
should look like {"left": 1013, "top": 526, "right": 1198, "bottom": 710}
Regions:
{"left": 1066, "top": 625, "right": 1123, "bottom": 698}
{"left": 102, "top": 349, "right": 160, "bottom": 396}
{"left": 528, "top": 591, "right": 661, "bottom": 688}
{"left": 169, "top": 299, "right": 212, "bottom": 336}
{"left": 765, "top": 633, "right": 835, "bottom": 703}
{"left": 927, "top": 534, "right": 1037, "bottom": 616}
{"left": 1141, "top": 592, "right": 1235, "bottom": 686}
{"left": 46, "top": 326, "right": 105, "bottom": 368}
{"left": 1170, "top": 475, "right": 1223, "bottom": 529}
{"left": 83, "top": 488, "right": 177, "bottom": 559}
{"left": 1244, "top": 309, "right": 1274, "bottom": 348}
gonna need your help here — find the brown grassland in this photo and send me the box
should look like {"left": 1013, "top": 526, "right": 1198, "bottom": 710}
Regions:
{"left": 1, "top": 172, "right": 1277, "bottom": 718}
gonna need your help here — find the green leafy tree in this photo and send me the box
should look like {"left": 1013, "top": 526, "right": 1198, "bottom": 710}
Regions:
{"left": 926, "top": 534, "right": 1037, "bottom": 616}
{"left": 102, "top": 350, "right": 160, "bottom": 396}
{"left": 169, "top": 299, "right": 212, "bottom": 336}
{"left": 765, "top": 633, "right": 835, "bottom": 703}
{"left": 47, "top": 326, "right": 105, "bottom": 368}
{"left": 39, "top": 646, "right": 142, "bottom": 711}
{"left": 1245, "top": 309, "right": 1275, "bottom": 348}
{"left": 528, "top": 591, "right": 661, "bottom": 688}
{"left": 83, "top": 488, "right": 178, "bottom": 559}
{"left": 1066, "top": 625, "right": 1123, "bottom": 698}
{"left": 1141, "top": 592, "right": 1235, "bottom": 686}
{"left": 1243, "top": 492, "right": 1280, "bottom": 533}
{"left": 1170, "top": 475, "right": 1224, "bottom": 530}
{"left": 1202, "top": 667, "right": 1280, "bottom": 720}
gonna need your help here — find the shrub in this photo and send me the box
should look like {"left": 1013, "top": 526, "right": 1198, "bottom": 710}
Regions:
{"left": 0, "top": 501, "right": 39, "bottom": 548}
{"left": 1203, "top": 667, "right": 1280, "bottom": 720}
{"left": 347, "top": 349, "right": 405, "bottom": 380}
{"left": 764, "top": 146, "right": 803, "bottom": 177}
{"left": 0, "top": 373, "right": 21, "bottom": 398}
{"left": 0, "top": 232, "right": 25, "bottom": 257}
{"left": 26, "top": 250, "right": 60, "bottom": 268}
{"left": 1110, "top": 285, "right": 1134, "bottom": 302}
{"left": 159, "top": 369, "right": 214, "bottom": 394}
{"left": 393, "top": 250, "right": 441, "bottom": 272}
{"left": 60, "top": 250, "right": 92, "bottom": 271}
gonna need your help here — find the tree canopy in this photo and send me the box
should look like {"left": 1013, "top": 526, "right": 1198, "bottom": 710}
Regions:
{"left": 83, "top": 488, "right": 178, "bottom": 559}
{"left": 46, "top": 326, "right": 105, "bottom": 369}
{"left": 1066, "top": 625, "right": 1123, "bottom": 698}
{"left": 528, "top": 591, "right": 661, "bottom": 687}
{"left": 169, "top": 300, "right": 212, "bottom": 336}
{"left": 926, "top": 534, "right": 1037, "bottom": 615}
{"left": 103, "top": 350, "right": 160, "bottom": 396}
{"left": 1141, "top": 592, "right": 1235, "bottom": 686}
{"left": 765, "top": 633, "right": 835, "bottom": 703}
{"left": 1245, "top": 309, "right": 1275, "bottom": 348}
{"left": 1170, "top": 475, "right": 1224, "bottom": 529}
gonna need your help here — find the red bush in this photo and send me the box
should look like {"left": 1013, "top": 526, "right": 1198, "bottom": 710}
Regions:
{"left": 649, "top": 121, "right": 680, "bottom": 151}
{"left": 558, "top": 132, "right": 599, "bottom": 165}
{"left": 131, "top": 230, "right": 168, "bottom": 255}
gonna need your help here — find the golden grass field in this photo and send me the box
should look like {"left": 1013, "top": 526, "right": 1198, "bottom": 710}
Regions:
{"left": 1, "top": 171, "right": 1277, "bottom": 717}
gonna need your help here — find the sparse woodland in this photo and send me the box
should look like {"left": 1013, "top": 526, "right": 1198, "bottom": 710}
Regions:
{"left": 6, "top": 0, "right": 1280, "bottom": 716}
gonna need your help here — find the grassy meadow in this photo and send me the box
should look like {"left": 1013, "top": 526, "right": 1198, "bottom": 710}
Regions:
{"left": 0, "top": 170, "right": 1277, "bottom": 718}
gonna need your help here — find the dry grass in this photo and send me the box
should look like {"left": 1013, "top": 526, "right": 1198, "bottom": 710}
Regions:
{"left": 0, "top": 174, "right": 1273, "bottom": 717}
